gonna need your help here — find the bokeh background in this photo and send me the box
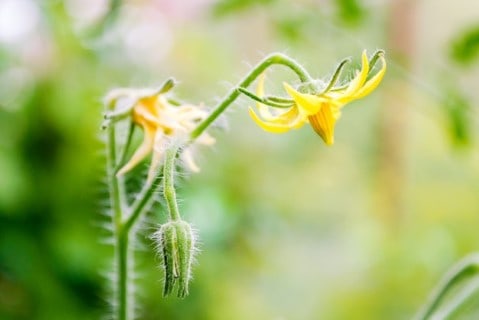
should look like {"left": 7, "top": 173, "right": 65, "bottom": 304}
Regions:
{"left": 1, "top": 0, "right": 479, "bottom": 319}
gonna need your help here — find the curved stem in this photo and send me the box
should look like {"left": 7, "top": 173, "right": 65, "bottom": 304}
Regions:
{"left": 163, "top": 146, "right": 181, "bottom": 221}
{"left": 435, "top": 277, "right": 479, "bottom": 318}
{"left": 190, "top": 53, "right": 313, "bottom": 140}
{"left": 414, "top": 254, "right": 479, "bottom": 320}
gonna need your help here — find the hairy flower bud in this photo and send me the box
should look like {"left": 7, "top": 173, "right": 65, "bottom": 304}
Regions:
{"left": 152, "top": 220, "right": 196, "bottom": 298}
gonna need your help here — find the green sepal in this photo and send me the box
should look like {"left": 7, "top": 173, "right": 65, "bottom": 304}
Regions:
{"left": 161, "top": 223, "right": 178, "bottom": 297}
{"left": 174, "top": 221, "right": 194, "bottom": 298}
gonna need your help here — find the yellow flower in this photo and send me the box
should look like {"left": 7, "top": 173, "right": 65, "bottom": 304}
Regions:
{"left": 249, "top": 50, "right": 386, "bottom": 145}
{"left": 114, "top": 90, "right": 214, "bottom": 183}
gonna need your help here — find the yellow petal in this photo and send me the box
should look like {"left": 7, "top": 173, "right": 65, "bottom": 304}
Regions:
{"left": 133, "top": 102, "right": 161, "bottom": 127}
{"left": 256, "top": 105, "right": 304, "bottom": 126}
{"left": 353, "top": 55, "right": 386, "bottom": 99}
{"left": 257, "top": 73, "right": 265, "bottom": 97}
{"left": 308, "top": 104, "right": 341, "bottom": 145}
{"left": 283, "top": 82, "right": 322, "bottom": 115}
{"left": 249, "top": 107, "right": 302, "bottom": 133}
{"left": 117, "top": 125, "right": 156, "bottom": 176}
{"left": 278, "top": 107, "right": 305, "bottom": 129}
{"left": 258, "top": 105, "right": 276, "bottom": 121}
{"left": 344, "top": 50, "right": 370, "bottom": 97}
{"left": 268, "top": 107, "right": 306, "bottom": 130}
{"left": 255, "top": 74, "right": 276, "bottom": 120}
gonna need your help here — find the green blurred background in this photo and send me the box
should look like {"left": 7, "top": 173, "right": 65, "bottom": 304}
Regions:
{"left": 1, "top": 0, "right": 479, "bottom": 319}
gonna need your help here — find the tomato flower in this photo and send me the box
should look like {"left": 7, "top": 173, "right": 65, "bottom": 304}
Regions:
{"left": 249, "top": 50, "right": 386, "bottom": 145}
{"left": 109, "top": 89, "right": 214, "bottom": 183}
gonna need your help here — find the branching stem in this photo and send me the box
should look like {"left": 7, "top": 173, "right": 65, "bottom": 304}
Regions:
{"left": 106, "top": 52, "right": 313, "bottom": 319}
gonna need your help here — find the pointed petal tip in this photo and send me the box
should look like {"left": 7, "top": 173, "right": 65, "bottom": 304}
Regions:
{"left": 282, "top": 82, "right": 299, "bottom": 99}
{"left": 324, "top": 139, "right": 334, "bottom": 146}
{"left": 316, "top": 133, "right": 334, "bottom": 145}
{"left": 361, "top": 49, "right": 368, "bottom": 59}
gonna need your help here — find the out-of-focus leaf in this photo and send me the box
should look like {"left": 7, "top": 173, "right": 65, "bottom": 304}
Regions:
{"left": 212, "top": 0, "right": 276, "bottom": 17}
{"left": 84, "top": 0, "right": 122, "bottom": 37}
{"left": 273, "top": 13, "right": 309, "bottom": 42}
{"left": 442, "top": 89, "right": 472, "bottom": 148}
{"left": 335, "top": 0, "right": 364, "bottom": 26}
{"left": 450, "top": 26, "right": 479, "bottom": 65}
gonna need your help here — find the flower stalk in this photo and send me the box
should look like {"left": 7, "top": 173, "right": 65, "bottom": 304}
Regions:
{"left": 163, "top": 146, "right": 181, "bottom": 222}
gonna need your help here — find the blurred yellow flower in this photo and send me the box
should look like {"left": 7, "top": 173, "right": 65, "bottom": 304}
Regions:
{"left": 249, "top": 50, "right": 386, "bottom": 145}
{"left": 115, "top": 91, "right": 214, "bottom": 183}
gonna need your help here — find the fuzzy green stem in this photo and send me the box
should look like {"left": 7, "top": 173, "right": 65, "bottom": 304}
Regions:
{"left": 163, "top": 146, "right": 181, "bottom": 221}
{"left": 106, "top": 122, "right": 130, "bottom": 320}
{"left": 116, "top": 230, "right": 129, "bottom": 320}
{"left": 121, "top": 145, "right": 181, "bottom": 228}
{"left": 107, "top": 127, "right": 122, "bottom": 227}
{"left": 190, "top": 53, "right": 313, "bottom": 139}
{"left": 414, "top": 254, "right": 479, "bottom": 320}
{"left": 124, "top": 171, "right": 163, "bottom": 231}
{"left": 105, "top": 53, "right": 312, "bottom": 319}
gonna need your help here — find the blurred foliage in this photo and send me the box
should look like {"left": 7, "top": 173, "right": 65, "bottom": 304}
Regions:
{"left": 212, "top": 0, "right": 276, "bottom": 17}
{"left": 335, "top": 0, "right": 365, "bottom": 26}
{"left": 82, "top": 0, "right": 126, "bottom": 39}
{"left": 450, "top": 25, "right": 479, "bottom": 65}
{"left": 1, "top": 0, "right": 479, "bottom": 319}
{"left": 213, "top": 0, "right": 365, "bottom": 26}
{"left": 442, "top": 87, "right": 472, "bottom": 148}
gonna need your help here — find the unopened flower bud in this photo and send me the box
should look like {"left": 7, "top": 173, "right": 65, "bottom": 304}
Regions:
{"left": 152, "top": 220, "right": 196, "bottom": 298}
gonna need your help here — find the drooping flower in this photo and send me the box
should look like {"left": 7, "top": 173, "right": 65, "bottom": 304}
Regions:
{"left": 107, "top": 89, "right": 214, "bottom": 183}
{"left": 249, "top": 50, "right": 386, "bottom": 145}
